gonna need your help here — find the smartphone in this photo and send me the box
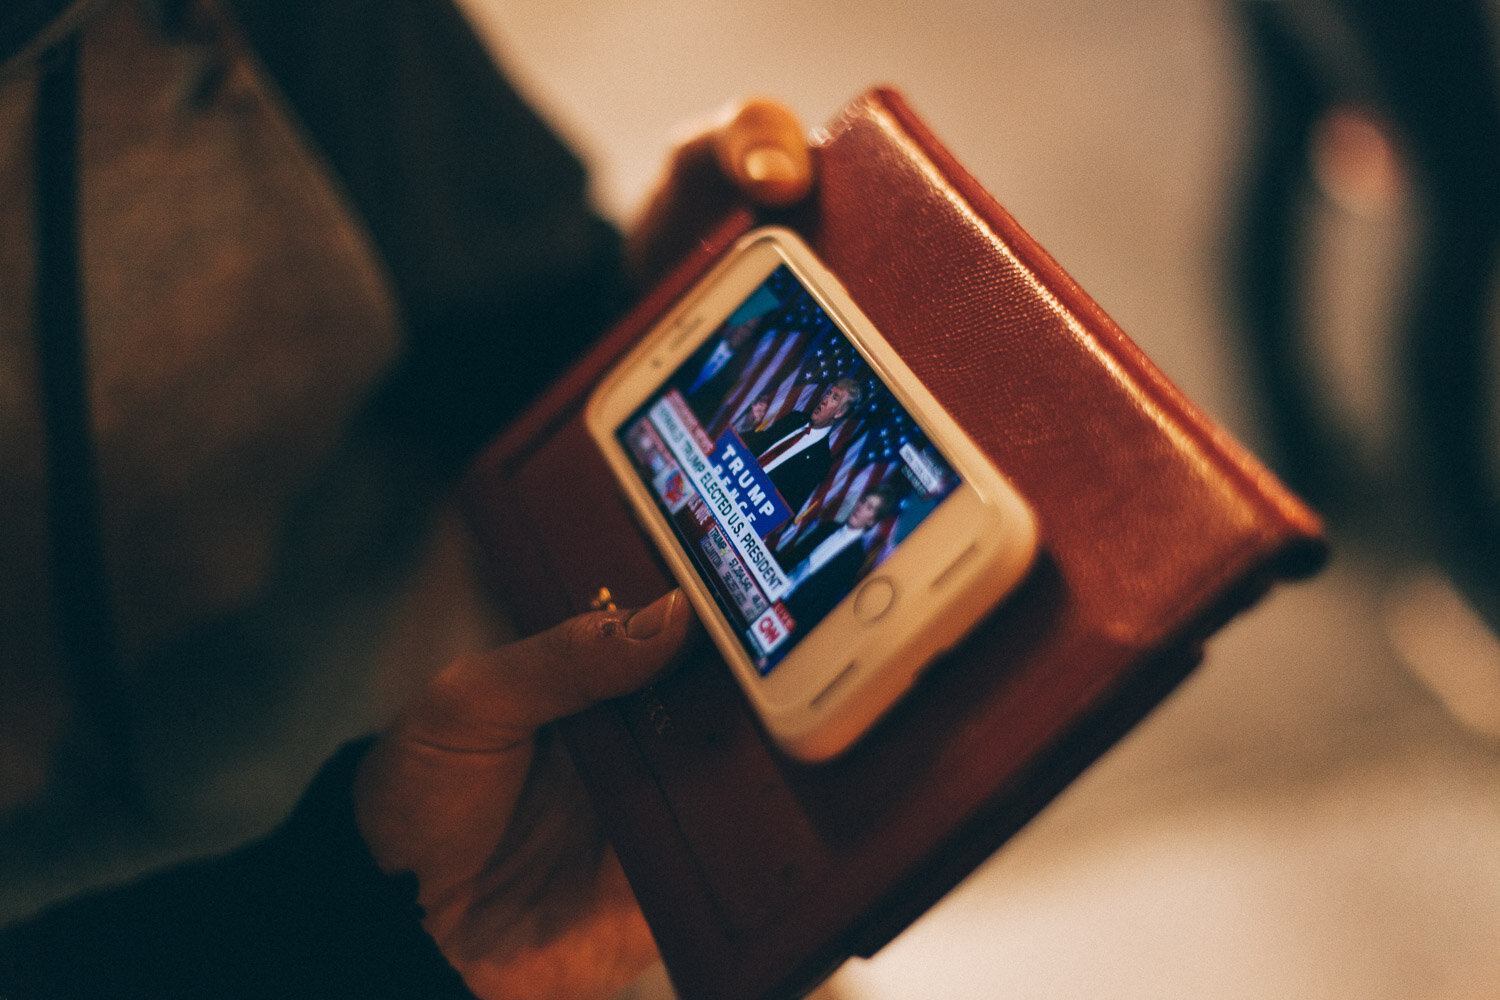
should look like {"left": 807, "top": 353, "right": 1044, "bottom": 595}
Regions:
{"left": 587, "top": 227, "right": 1037, "bottom": 761}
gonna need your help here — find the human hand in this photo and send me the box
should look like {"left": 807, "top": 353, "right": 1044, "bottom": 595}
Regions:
{"left": 353, "top": 591, "right": 693, "bottom": 1000}
{"left": 628, "top": 97, "right": 814, "bottom": 286}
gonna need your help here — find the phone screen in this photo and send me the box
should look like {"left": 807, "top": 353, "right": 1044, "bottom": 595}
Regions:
{"left": 617, "top": 264, "right": 963, "bottom": 675}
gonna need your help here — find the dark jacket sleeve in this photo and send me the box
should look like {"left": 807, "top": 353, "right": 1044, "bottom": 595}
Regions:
{"left": 226, "top": 0, "right": 635, "bottom": 468}
{"left": 0, "top": 740, "right": 475, "bottom": 1000}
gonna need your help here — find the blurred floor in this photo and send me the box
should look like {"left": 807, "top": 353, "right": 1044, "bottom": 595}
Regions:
{"left": 456, "top": 1, "right": 1500, "bottom": 997}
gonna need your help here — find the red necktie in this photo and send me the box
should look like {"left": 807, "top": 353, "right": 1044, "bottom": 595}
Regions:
{"left": 758, "top": 426, "right": 811, "bottom": 466}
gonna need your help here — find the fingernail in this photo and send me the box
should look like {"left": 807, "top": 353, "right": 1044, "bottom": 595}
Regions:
{"left": 627, "top": 591, "right": 680, "bottom": 639}
{"left": 742, "top": 146, "right": 799, "bottom": 185}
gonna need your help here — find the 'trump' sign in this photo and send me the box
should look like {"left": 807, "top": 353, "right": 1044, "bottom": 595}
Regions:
{"left": 711, "top": 430, "right": 794, "bottom": 539}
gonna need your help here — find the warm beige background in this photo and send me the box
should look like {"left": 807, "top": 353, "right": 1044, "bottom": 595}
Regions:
{"left": 455, "top": 1, "right": 1500, "bottom": 997}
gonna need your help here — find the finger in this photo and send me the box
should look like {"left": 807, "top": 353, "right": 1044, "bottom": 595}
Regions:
{"left": 711, "top": 98, "right": 813, "bottom": 207}
{"left": 412, "top": 590, "right": 694, "bottom": 750}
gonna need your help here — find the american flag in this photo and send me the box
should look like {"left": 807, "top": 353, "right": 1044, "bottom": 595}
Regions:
{"left": 766, "top": 380, "right": 927, "bottom": 560}
{"left": 706, "top": 268, "right": 838, "bottom": 439}
{"left": 700, "top": 268, "right": 940, "bottom": 560}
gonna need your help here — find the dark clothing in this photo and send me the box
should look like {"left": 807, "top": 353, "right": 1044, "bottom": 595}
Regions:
{"left": 0, "top": 741, "right": 475, "bottom": 999}
{"left": 2, "top": 0, "right": 632, "bottom": 758}
{"left": 225, "top": 0, "right": 632, "bottom": 467}
{"left": 780, "top": 521, "right": 872, "bottom": 629}
{"left": 776, "top": 518, "right": 841, "bottom": 571}
{"left": 1, "top": 0, "right": 629, "bottom": 994}
{"left": 742, "top": 413, "right": 834, "bottom": 514}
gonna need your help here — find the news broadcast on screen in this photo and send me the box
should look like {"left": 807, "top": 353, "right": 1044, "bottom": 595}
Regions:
{"left": 619, "top": 265, "right": 963, "bottom": 673}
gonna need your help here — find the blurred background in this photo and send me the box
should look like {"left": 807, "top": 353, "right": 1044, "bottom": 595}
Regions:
{"left": 5, "top": 0, "right": 1499, "bottom": 997}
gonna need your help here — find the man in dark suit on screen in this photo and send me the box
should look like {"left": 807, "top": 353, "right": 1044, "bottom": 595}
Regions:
{"left": 741, "top": 378, "right": 861, "bottom": 512}
{"left": 778, "top": 486, "right": 895, "bottom": 629}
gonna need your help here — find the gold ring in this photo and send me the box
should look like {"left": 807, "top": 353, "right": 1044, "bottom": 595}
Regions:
{"left": 588, "top": 587, "right": 617, "bottom": 613}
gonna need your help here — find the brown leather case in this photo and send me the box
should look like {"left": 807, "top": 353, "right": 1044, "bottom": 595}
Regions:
{"left": 461, "top": 88, "right": 1326, "bottom": 1000}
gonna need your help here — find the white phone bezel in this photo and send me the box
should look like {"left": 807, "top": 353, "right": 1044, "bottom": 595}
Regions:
{"left": 586, "top": 227, "right": 1037, "bottom": 761}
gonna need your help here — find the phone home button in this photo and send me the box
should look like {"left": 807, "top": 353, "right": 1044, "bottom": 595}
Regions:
{"left": 852, "top": 576, "right": 896, "bottom": 623}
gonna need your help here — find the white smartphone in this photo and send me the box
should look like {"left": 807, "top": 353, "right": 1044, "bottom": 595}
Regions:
{"left": 587, "top": 227, "right": 1037, "bottom": 761}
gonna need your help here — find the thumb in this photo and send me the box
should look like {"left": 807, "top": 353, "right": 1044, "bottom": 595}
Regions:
{"left": 408, "top": 590, "right": 693, "bottom": 751}
{"left": 712, "top": 97, "right": 813, "bottom": 208}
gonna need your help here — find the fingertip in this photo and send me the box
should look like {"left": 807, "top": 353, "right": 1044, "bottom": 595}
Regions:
{"left": 729, "top": 96, "right": 804, "bottom": 135}
{"left": 572, "top": 591, "right": 692, "bottom": 705}
{"left": 742, "top": 146, "right": 800, "bottom": 186}
{"left": 740, "top": 146, "right": 813, "bottom": 206}
{"left": 625, "top": 589, "right": 686, "bottom": 640}
{"left": 716, "top": 98, "right": 814, "bottom": 207}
